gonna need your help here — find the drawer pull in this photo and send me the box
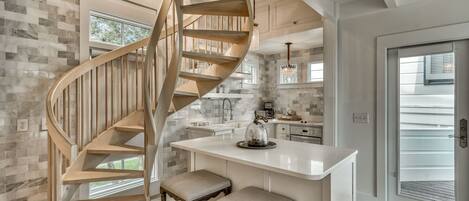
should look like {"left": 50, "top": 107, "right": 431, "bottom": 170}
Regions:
{"left": 302, "top": 130, "right": 308, "bottom": 132}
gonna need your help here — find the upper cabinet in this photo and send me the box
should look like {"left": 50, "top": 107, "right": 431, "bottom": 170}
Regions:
{"left": 254, "top": 0, "right": 322, "bottom": 40}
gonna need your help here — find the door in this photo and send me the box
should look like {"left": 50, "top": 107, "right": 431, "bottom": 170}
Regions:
{"left": 387, "top": 41, "right": 469, "bottom": 201}
{"left": 453, "top": 40, "right": 469, "bottom": 201}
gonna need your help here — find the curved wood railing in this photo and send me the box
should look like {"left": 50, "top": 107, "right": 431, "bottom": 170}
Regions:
{"left": 46, "top": 4, "right": 197, "bottom": 200}
{"left": 46, "top": 0, "right": 253, "bottom": 199}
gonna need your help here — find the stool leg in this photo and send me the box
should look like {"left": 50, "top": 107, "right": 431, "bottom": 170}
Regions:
{"left": 224, "top": 186, "right": 232, "bottom": 195}
{"left": 160, "top": 188, "right": 167, "bottom": 201}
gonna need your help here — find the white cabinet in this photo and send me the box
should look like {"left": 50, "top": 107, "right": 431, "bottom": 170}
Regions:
{"left": 276, "top": 124, "right": 290, "bottom": 140}
{"left": 254, "top": 0, "right": 322, "bottom": 40}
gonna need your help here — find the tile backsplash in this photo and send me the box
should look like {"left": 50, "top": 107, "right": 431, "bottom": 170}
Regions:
{"left": 162, "top": 47, "right": 325, "bottom": 177}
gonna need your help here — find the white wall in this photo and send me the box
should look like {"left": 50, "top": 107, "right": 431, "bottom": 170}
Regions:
{"left": 337, "top": 0, "right": 469, "bottom": 200}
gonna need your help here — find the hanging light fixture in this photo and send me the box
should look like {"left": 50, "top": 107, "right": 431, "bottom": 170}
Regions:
{"left": 250, "top": 0, "right": 260, "bottom": 50}
{"left": 281, "top": 42, "right": 295, "bottom": 74}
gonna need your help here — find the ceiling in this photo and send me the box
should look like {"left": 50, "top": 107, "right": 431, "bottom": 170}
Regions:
{"left": 252, "top": 28, "right": 323, "bottom": 55}
{"left": 337, "top": 0, "right": 427, "bottom": 19}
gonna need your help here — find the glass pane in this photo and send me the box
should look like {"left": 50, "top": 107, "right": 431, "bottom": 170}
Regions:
{"left": 308, "top": 63, "right": 324, "bottom": 82}
{"left": 123, "top": 24, "right": 151, "bottom": 45}
{"left": 424, "top": 53, "right": 455, "bottom": 85}
{"left": 90, "top": 156, "right": 145, "bottom": 197}
{"left": 90, "top": 15, "right": 123, "bottom": 45}
{"left": 398, "top": 53, "right": 455, "bottom": 201}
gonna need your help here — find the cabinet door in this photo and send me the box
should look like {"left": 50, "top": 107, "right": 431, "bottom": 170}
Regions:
{"left": 269, "top": 0, "right": 321, "bottom": 34}
{"left": 276, "top": 124, "right": 290, "bottom": 135}
{"left": 254, "top": 0, "right": 270, "bottom": 35}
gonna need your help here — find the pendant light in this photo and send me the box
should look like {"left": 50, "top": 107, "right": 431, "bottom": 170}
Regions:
{"left": 250, "top": 0, "right": 260, "bottom": 50}
{"left": 281, "top": 42, "right": 295, "bottom": 74}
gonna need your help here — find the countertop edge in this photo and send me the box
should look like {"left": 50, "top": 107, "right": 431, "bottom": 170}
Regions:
{"left": 171, "top": 141, "right": 357, "bottom": 181}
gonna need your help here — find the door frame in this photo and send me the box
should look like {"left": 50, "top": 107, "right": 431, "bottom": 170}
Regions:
{"left": 377, "top": 21, "right": 469, "bottom": 201}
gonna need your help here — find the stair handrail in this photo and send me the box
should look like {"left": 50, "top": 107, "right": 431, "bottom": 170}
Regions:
{"left": 45, "top": 14, "right": 200, "bottom": 161}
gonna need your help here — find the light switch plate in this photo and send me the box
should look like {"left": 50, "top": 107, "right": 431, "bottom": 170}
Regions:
{"left": 17, "top": 119, "right": 29, "bottom": 132}
{"left": 353, "top": 112, "right": 369, "bottom": 124}
{"left": 41, "top": 117, "right": 48, "bottom": 131}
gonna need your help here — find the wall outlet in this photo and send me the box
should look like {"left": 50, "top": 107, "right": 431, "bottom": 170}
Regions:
{"left": 17, "top": 119, "right": 29, "bottom": 132}
{"left": 353, "top": 112, "right": 369, "bottom": 124}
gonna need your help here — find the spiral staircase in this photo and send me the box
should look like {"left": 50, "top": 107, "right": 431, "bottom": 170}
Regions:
{"left": 45, "top": 0, "right": 253, "bottom": 200}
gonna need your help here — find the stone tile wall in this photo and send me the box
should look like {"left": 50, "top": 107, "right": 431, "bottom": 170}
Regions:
{"left": 261, "top": 47, "right": 324, "bottom": 121}
{"left": 160, "top": 52, "right": 265, "bottom": 178}
{"left": 0, "top": 0, "right": 80, "bottom": 200}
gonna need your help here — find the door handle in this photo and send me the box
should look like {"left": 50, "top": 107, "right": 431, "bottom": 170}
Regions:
{"left": 449, "top": 118, "right": 468, "bottom": 148}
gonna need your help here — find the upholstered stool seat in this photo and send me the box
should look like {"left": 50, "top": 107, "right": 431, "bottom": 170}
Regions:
{"left": 218, "top": 186, "right": 294, "bottom": 201}
{"left": 160, "top": 170, "right": 232, "bottom": 201}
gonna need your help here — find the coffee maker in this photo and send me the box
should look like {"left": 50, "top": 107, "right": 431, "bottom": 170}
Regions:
{"left": 264, "top": 102, "right": 274, "bottom": 119}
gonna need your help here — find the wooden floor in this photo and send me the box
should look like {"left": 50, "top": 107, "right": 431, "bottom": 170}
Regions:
{"left": 401, "top": 181, "right": 455, "bottom": 201}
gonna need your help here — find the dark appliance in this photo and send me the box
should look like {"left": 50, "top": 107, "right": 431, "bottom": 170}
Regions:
{"left": 263, "top": 102, "right": 274, "bottom": 119}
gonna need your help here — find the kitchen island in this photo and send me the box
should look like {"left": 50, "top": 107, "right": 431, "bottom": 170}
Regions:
{"left": 171, "top": 135, "right": 357, "bottom": 201}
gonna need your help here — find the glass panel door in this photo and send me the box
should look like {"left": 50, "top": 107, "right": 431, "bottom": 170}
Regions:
{"left": 387, "top": 42, "right": 457, "bottom": 201}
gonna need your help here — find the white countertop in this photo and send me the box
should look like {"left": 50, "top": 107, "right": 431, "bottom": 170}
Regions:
{"left": 186, "top": 125, "right": 235, "bottom": 132}
{"left": 171, "top": 135, "right": 357, "bottom": 180}
{"left": 268, "top": 119, "right": 323, "bottom": 127}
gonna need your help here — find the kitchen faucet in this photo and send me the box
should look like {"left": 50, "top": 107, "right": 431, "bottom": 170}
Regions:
{"left": 221, "top": 98, "right": 233, "bottom": 124}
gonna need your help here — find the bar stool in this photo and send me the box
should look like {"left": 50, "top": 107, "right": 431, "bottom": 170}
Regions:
{"left": 217, "top": 186, "right": 294, "bottom": 201}
{"left": 160, "top": 170, "right": 232, "bottom": 201}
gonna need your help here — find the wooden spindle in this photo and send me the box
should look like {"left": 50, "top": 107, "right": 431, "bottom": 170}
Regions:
{"left": 119, "top": 56, "right": 124, "bottom": 119}
{"left": 76, "top": 79, "right": 80, "bottom": 148}
{"left": 111, "top": 60, "right": 114, "bottom": 125}
{"left": 95, "top": 67, "right": 99, "bottom": 136}
{"left": 67, "top": 85, "right": 70, "bottom": 137}
{"left": 62, "top": 90, "right": 66, "bottom": 134}
{"left": 89, "top": 71, "right": 93, "bottom": 140}
{"left": 125, "top": 55, "right": 129, "bottom": 115}
{"left": 135, "top": 50, "right": 139, "bottom": 111}
{"left": 105, "top": 62, "right": 109, "bottom": 129}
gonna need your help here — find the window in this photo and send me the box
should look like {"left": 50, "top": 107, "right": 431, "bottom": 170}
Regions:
{"left": 90, "top": 12, "right": 151, "bottom": 46}
{"left": 89, "top": 155, "right": 158, "bottom": 198}
{"left": 241, "top": 61, "right": 258, "bottom": 84}
{"left": 424, "top": 52, "right": 455, "bottom": 85}
{"left": 279, "top": 64, "right": 298, "bottom": 84}
{"left": 308, "top": 62, "right": 324, "bottom": 82}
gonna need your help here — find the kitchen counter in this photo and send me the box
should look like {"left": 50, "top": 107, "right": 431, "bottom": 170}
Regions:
{"left": 172, "top": 135, "right": 356, "bottom": 180}
{"left": 172, "top": 135, "right": 357, "bottom": 201}
{"left": 268, "top": 119, "right": 323, "bottom": 127}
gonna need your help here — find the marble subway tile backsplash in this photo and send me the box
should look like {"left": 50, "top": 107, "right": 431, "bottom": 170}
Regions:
{"left": 260, "top": 47, "right": 324, "bottom": 121}
{"left": 0, "top": 0, "right": 80, "bottom": 200}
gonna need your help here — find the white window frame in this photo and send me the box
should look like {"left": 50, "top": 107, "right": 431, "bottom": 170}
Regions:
{"left": 241, "top": 61, "right": 258, "bottom": 85}
{"left": 307, "top": 62, "right": 324, "bottom": 83}
{"left": 89, "top": 11, "right": 152, "bottom": 48}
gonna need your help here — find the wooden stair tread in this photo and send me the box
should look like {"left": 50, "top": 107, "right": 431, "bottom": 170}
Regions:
{"left": 63, "top": 169, "right": 143, "bottom": 184}
{"left": 179, "top": 71, "right": 222, "bottom": 81}
{"left": 182, "top": 0, "right": 249, "bottom": 16}
{"left": 78, "top": 194, "right": 146, "bottom": 201}
{"left": 183, "top": 29, "right": 249, "bottom": 43}
{"left": 87, "top": 144, "right": 144, "bottom": 155}
{"left": 182, "top": 51, "right": 239, "bottom": 64}
{"left": 115, "top": 125, "right": 144, "bottom": 133}
{"left": 174, "top": 89, "right": 199, "bottom": 97}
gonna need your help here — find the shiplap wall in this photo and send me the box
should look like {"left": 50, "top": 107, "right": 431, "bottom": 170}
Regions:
{"left": 399, "top": 56, "right": 454, "bottom": 182}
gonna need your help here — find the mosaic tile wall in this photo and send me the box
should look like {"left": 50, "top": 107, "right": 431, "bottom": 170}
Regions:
{"left": 262, "top": 47, "right": 324, "bottom": 121}
{"left": 0, "top": 0, "right": 80, "bottom": 200}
